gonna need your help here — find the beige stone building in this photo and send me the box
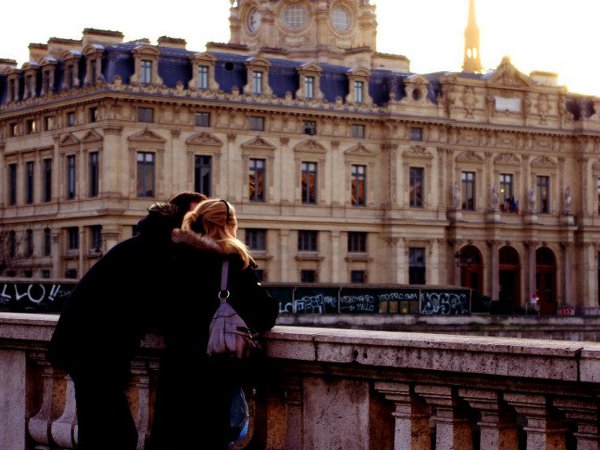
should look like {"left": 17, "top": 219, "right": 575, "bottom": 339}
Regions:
{"left": 1, "top": 0, "right": 600, "bottom": 314}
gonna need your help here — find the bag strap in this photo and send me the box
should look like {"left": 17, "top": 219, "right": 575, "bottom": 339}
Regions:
{"left": 218, "top": 259, "right": 230, "bottom": 303}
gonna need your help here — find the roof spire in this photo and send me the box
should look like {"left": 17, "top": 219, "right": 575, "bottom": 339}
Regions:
{"left": 462, "top": 0, "right": 482, "bottom": 73}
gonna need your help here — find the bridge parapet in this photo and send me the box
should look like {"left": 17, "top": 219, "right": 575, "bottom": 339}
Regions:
{"left": 1, "top": 313, "right": 600, "bottom": 449}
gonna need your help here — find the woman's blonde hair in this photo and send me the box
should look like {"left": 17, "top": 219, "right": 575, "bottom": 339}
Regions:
{"left": 181, "top": 198, "right": 254, "bottom": 268}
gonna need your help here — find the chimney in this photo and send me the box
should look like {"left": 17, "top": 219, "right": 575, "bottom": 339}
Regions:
{"left": 0, "top": 58, "right": 18, "bottom": 73}
{"left": 82, "top": 28, "right": 124, "bottom": 47}
{"left": 47, "top": 37, "right": 81, "bottom": 58}
{"left": 157, "top": 36, "right": 187, "bottom": 50}
{"left": 28, "top": 43, "right": 49, "bottom": 62}
{"left": 530, "top": 71, "right": 559, "bottom": 87}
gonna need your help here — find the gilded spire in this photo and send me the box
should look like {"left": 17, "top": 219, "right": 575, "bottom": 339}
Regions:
{"left": 463, "top": 0, "right": 482, "bottom": 73}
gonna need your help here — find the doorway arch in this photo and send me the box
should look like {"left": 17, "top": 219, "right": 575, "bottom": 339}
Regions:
{"left": 458, "top": 245, "right": 484, "bottom": 296}
{"left": 499, "top": 246, "right": 520, "bottom": 313}
{"left": 536, "top": 247, "right": 557, "bottom": 315}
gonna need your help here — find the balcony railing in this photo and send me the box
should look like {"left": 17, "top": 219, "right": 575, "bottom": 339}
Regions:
{"left": 2, "top": 312, "right": 600, "bottom": 450}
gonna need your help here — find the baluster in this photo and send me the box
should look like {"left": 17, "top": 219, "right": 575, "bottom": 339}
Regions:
{"left": 505, "top": 393, "right": 568, "bottom": 450}
{"left": 374, "top": 381, "right": 431, "bottom": 450}
{"left": 129, "top": 360, "right": 151, "bottom": 450}
{"left": 50, "top": 373, "right": 77, "bottom": 449}
{"left": 27, "top": 353, "right": 59, "bottom": 449}
{"left": 553, "top": 397, "right": 600, "bottom": 450}
{"left": 415, "top": 384, "right": 474, "bottom": 450}
{"left": 459, "top": 388, "right": 519, "bottom": 450}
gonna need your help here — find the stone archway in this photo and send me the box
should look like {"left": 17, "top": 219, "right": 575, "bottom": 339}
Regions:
{"left": 499, "top": 246, "right": 520, "bottom": 313}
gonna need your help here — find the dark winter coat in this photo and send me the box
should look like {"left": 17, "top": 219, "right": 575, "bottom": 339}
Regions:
{"left": 47, "top": 209, "right": 181, "bottom": 383}
{"left": 149, "top": 231, "right": 279, "bottom": 450}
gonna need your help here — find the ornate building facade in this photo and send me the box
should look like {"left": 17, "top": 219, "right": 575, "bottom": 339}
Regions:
{"left": 1, "top": 0, "right": 600, "bottom": 314}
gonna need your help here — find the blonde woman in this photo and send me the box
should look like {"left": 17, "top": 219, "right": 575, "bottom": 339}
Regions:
{"left": 150, "top": 199, "right": 278, "bottom": 450}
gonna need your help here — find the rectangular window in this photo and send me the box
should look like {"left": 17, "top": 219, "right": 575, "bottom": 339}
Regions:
{"left": 409, "top": 247, "right": 426, "bottom": 285}
{"left": 300, "top": 270, "right": 317, "bottom": 283}
{"left": 67, "top": 111, "right": 75, "bottom": 127}
{"left": 8, "top": 164, "right": 17, "bottom": 206}
{"left": 304, "top": 76, "right": 314, "bottom": 99}
{"left": 597, "top": 178, "right": 600, "bottom": 214}
{"left": 89, "top": 152, "right": 99, "bottom": 197}
{"left": 44, "top": 116, "right": 54, "bottom": 131}
{"left": 351, "top": 164, "right": 366, "bottom": 206}
{"left": 9, "top": 122, "right": 18, "bottom": 137}
{"left": 65, "top": 66, "right": 74, "bottom": 89}
{"left": 354, "top": 80, "right": 364, "bottom": 103}
{"left": 67, "top": 155, "right": 76, "bottom": 200}
{"left": 42, "top": 72, "right": 51, "bottom": 93}
{"left": 137, "top": 107, "right": 154, "bottom": 123}
{"left": 351, "top": 124, "right": 365, "bottom": 138}
{"left": 9, "top": 231, "right": 16, "bottom": 258}
{"left": 245, "top": 229, "right": 266, "bottom": 251}
{"left": 194, "top": 155, "right": 212, "bottom": 197}
{"left": 252, "top": 71, "right": 263, "bottom": 95}
{"left": 249, "top": 158, "right": 265, "bottom": 202}
{"left": 348, "top": 232, "right": 367, "bottom": 253}
{"left": 26, "top": 229, "right": 33, "bottom": 257}
{"left": 90, "top": 60, "right": 97, "bottom": 85}
{"left": 409, "top": 167, "right": 424, "bottom": 208}
{"left": 461, "top": 171, "right": 476, "bottom": 210}
{"left": 140, "top": 60, "right": 152, "bottom": 84}
{"left": 351, "top": 270, "right": 366, "bottom": 284}
{"left": 303, "top": 120, "right": 316, "bottom": 135}
{"left": 301, "top": 162, "right": 317, "bottom": 204}
{"left": 410, "top": 127, "right": 423, "bottom": 141}
{"left": 67, "top": 227, "right": 79, "bottom": 250}
{"left": 198, "top": 65, "right": 209, "bottom": 89}
{"left": 42, "top": 270, "right": 50, "bottom": 279}
{"left": 136, "top": 152, "right": 155, "bottom": 197}
{"left": 25, "top": 161, "right": 34, "bottom": 204}
{"left": 26, "top": 119, "right": 37, "bottom": 134}
{"left": 43, "top": 228, "right": 51, "bottom": 256}
{"left": 249, "top": 116, "right": 265, "bottom": 131}
{"left": 43, "top": 159, "right": 52, "bottom": 202}
{"left": 195, "top": 112, "right": 211, "bottom": 127}
{"left": 89, "top": 107, "right": 98, "bottom": 123}
{"left": 90, "top": 225, "right": 102, "bottom": 252}
{"left": 500, "top": 173, "right": 516, "bottom": 212}
{"left": 536, "top": 175, "right": 549, "bottom": 214}
{"left": 298, "top": 230, "right": 318, "bottom": 252}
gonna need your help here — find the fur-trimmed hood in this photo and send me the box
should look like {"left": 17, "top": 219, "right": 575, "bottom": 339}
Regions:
{"left": 171, "top": 229, "right": 225, "bottom": 254}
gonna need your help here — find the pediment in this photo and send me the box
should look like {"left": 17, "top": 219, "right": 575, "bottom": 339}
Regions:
{"left": 405, "top": 74, "right": 429, "bottom": 87}
{"left": 241, "top": 136, "right": 275, "bottom": 150}
{"left": 347, "top": 66, "right": 371, "bottom": 78}
{"left": 298, "top": 62, "right": 322, "bottom": 74}
{"left": 21, "top": 62, "right": 39, "bottom": 71}
{"left": 83, "top": 44, "right": 105, "bottom": 56}
{"left": 456, "top": 151, "right": 484, "bottom": 164}
{"left": 186, "top": 132, "right": 223, "bottom": 147}
{"left": 494, "top": 152, "right": 521, "bottom": 166}
{"left": 39, "top": 57, "right": 58, "bottom": 67}
{"left": 132, "top": 44, "right": 160, "bottom": 57}
{"left": 61, "top": 50, "right": 82, "bottom": 61}
{"left": 485, "top": 56, "right": 533, "bottom": 88}
{"left": 244, "top": 55, "right": 271, "bottom": 69}
{"left": 190, "top": 51, "right": 217, "bottom": 64}
{"left": 128, "top": 128, "right": 166, "bottom": 143}
{"left": 531, "top": 156, "right": 556, "bottom": 168}
{"left": 403, "top": 145, "right": 433, "bottom": 159}
{"left": 59, "top": 133, "right": 80, "bottom": 147}
{"left": 82, "top": 130, "right": 103, "bottom": 143}
{"left": 294, "top": 139, "right": 327, "bottom": 154}
{"left": 344, "top": 143, "right": 375, "bottom": 156}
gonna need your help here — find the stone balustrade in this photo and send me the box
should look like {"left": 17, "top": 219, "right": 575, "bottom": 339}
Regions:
{"left": 2, "top": 312, "right": 600, "bottom": 450}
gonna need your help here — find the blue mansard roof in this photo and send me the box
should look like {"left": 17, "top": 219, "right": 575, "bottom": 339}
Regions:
{"left": 0, "top": 42, "right": 591, "bottom": 118}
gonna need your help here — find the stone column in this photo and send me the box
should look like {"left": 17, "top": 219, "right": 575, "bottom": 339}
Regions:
{"left": 331, "top": 231, "right": 341, "bottom": 283}
{"left": 488, "top": 240, "right": 500, "bottom": 301}
{"left": 459, "top": 388, "right": 519, "bottom": 450}
{"left": 0, "top": 349, "right": 27, "bottom": 450}
{"left": 526, "top": 241, "right": 537, "bottom": 303}
{"left": 415, "top": 385, "right": 474, "bottom": 450}
{"left": 504, "top": 392, "right": 567, "bottom": 450}
{"left": 374, "top": 382, "right": 431, "bottom": 450}
{"left": 27, "top": 353, "right": 57, "bottom": 449}
{"left": 130, "top": 360, "right": 150, "bottom": 450}
{"left": 562, "top": 243, "right": 573, "bottom": 306}
{"left": 280, "top": 230, "right": 290, "bottom": 286}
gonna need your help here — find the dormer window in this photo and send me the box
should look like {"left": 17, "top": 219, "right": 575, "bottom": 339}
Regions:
{"left": 346, "top": 67, "right": 372, "bottom": 105}
{"left": 190, "top": 52, "right": 218, "bottom": 91}
{"left": 23, "top": 68, "right": 37, "bottom": 100}
{"left": 41, "top": 70, "right": 52, "bottom": 95}
{"left": 83, "top": 44, "right": 105, "bottom": 86}
{"left": 131, "top": 45, "right": 162, "bottom": 86}
{"left": 8, "top": 78, "right": 16, "bottom": 102}
{"left": 296, "top": 63, "right": 322, "bottom": 101}
{"left": 243, "top": 56, "right": 272, "bottom": 97}
{"left": 61, "top": 52, "right": 81, "bottom": 91}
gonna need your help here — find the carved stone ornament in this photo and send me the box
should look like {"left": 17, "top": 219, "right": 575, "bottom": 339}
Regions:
{"left": 186, "top": 132, "right": 223, "bottom": 147}
{"left": 531, "top": 156, "right": 556, "bottom": 168}
{"left": 493, "top": 153, "right": 521, "bottom": 166}
{"left": 403, "top": 145, "right": 433, "bottom": 159}
{"left": 456, "top": 151, "right": 484, "bottom": 164}
{"left": 294, "top": 139, "right": 327, "bottom": 153}
{"left": 241, "top": 136, "right": 275, "bottom": 150}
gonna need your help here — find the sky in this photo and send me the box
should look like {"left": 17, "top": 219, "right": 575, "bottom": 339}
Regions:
{"left": 2, "top": 0, "right": 599, "bottom": 96}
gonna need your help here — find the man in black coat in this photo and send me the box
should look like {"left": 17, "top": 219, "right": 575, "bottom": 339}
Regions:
{"left": 47, "top": 192, "right": 204, "bottom": 450}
